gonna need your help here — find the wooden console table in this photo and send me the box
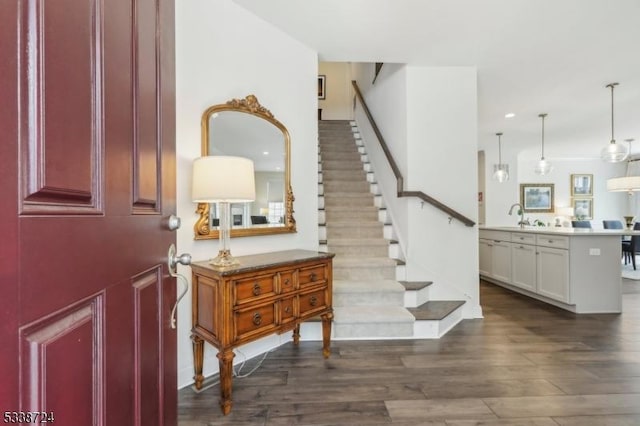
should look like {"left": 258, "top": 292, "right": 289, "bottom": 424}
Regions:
{"left": 190, "top": 249, "right": 335, "bottom": 415}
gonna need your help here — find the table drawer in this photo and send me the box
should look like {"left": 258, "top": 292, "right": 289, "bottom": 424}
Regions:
{"left": 234, "top": 274, "right": 276, "bottom": 305}
{"left": 299, "top": 264, "right": 326, "bottom": 287}
{"left": 279, "top": 270, "right": 296, "bottom": 294}
{"left": 279, "top": 296, "right": 296, "bottom": 324}
{"left": 235, "top": 302, "right": 276, "bottom": 340}
{"left": 536, "top": 234, "right": 569, "bottom": 249}
{"left": 299, "top": 287, "right": 328, "bottom": 317}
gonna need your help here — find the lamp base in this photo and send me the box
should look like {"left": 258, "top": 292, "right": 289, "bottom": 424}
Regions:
{"left": 210, "top": 249, "right": 239, "bottom": 267}
{"left": 624, "top": 215, "right": 634, "bottom": 229}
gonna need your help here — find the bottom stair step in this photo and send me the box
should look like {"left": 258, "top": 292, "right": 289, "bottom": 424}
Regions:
{"left": 407, "top": 300, "right": 466, "bottom": 321}
{"left": 332, "top": 306, "right": 415, "bottom": 339}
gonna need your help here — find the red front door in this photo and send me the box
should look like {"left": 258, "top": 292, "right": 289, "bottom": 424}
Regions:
{"left": 0, "top": 1, "right": 177, "bottom": 425}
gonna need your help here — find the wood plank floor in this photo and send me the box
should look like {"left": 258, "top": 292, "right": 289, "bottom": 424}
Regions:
{"left": 178, "top": 279, "right": 640, "bottom": 425}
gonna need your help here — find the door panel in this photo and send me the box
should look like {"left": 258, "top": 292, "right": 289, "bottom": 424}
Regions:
{"left": 1, "top": 0, "right": 176, "bottom": 424}
{"left": 133, "top": 268, "right": 164, "bottom": 426}
{"left": 133, "top": 0, "right": 161, "bottom": 211}
{"left": 20, "top": 296, "right": 105, "bottom": 425}
{"left": 19, "top": 0, "right": 103, "bottom": 214}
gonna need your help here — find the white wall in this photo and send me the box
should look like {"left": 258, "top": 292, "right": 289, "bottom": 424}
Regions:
{"left": 404, "top": 66, "right": 481, "bottom": 318}
{"left": 351, "top": 63, "right": 409, "bottom": 252}
{"left": 175, "top": 0, "right": 317, "bottom": 388}
{"left": 352, "top": 63, "right": 482, "bottom": 319}
{"left": 318, "top": 62, "right": 353, "bottom": 120}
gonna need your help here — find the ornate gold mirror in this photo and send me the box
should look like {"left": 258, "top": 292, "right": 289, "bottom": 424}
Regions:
{"left": 194, "top": 95, "right": 296, "bottom": 240}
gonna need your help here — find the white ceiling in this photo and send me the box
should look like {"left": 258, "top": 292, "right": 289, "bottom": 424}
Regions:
{"left": 235, "top": 0, "right": 640, "bottom": 158}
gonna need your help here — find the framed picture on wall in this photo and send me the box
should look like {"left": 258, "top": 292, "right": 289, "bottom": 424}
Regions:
{"left": 318, "top": 75, "right": 326, "bottom": 99}
{"left": 570, "top": 174, "right": 593, "bottom": 196}
{"left": 572, "top": 197, "right": 593, "bottom": 220}
{"left": 520, "top": 183, "right": 555, "bottom": 213}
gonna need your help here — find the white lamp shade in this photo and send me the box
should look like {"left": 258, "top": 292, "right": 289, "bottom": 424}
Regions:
{"left": 492, "top": 164, "right": 509, "bottom": 182}
{"left": 192, "top": 156, "right": 256, "bottom": 202}
{"left": 607, "top": 176, "right": 640, "bottom": 192}
{"left": 534, "top": 158, "right": 553, "bottom": 175}
{"left": 601, "top": 142, "right": 629, "bottom": 163}
{"left": 557, "top": 207, "right": 575, "bottom": 217}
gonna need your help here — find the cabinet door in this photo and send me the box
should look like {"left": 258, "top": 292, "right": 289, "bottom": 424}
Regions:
{"left": 479, "top": 239, "right": 493, "bottom": 277}
{"left": 537, "top": 246, "right": 570, "bottom": 302}
{"left": 492, "top": 241, "right": 512, "bottom": 283}
{"left": 511, "top": 244, "right": 537, "bottom": 292}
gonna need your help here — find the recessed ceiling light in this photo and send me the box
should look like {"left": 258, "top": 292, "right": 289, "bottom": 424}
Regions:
{"left": 505, "top": 113, "right": 516, "bottom": 118}
{"left": 263, "top": 151, "right": 269, "bottom": 155}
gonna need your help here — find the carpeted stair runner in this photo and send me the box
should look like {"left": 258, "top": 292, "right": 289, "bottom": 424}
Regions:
{"left": 319, "top": 120, "right": 414, "bottom": 338}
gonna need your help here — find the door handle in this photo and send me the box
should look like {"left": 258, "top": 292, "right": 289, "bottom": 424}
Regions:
{"left": 168, "top": 244, "right": 191, "bottom": 273}
{"left": 167, "top": 244, "right": 192, "bottom": 329}
{"left": 166, "top": 214, "right": 182, "bottom": 231}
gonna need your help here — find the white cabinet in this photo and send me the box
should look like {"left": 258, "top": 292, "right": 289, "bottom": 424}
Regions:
{"left": 537, "top": 246, "right": 570, "bottom": 303}
{"left": 480, "top": 228, "right": 622, "bottom": 314}
{"left": 479, "top": 239, "right": 493, "bottom": 277}
{"left": 492, "top": 241, "right": 512, "bottom": 282}
{"left": 479, "top": 231, "right": 511, "bottom": 283}
{"left": 480, "top": 230, "right": 570, "bottom": 303}
{"left": 511, "top": 243, "right": 537, "bottom": 292}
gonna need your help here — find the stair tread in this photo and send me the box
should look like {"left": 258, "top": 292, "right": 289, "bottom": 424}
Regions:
{"left": 326, "top": 238, "right": 390, "bottom": 246}
{"left": 333, "top": 306, "right": 415, "bottom": 323}
{"left": 399, "top": 281, "right": 434, "bottom": 291}
{"left": 333, "top": 257, "right": 398, "bottom": 267}
{"left": 407, "top": 300, "right": 466, "bottom": 321}
{"left": 334, "top": 279, "right": 405, "bottom": 293}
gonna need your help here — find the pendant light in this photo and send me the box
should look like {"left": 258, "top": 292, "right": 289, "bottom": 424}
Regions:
{"left": 607, "top": 139, "right": 640, "bottom": 192}
{"left": 492, "top": 132, "right": 509, "bottom": 182}
{"left": 534, "top": 113, "right": 553, "bottom": 175}
{"left": 601, "top": 82, "right": 629, "bottom": 163}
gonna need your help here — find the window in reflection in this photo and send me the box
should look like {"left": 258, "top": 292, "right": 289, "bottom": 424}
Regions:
{"left": 268, "top": 201, "right": 284, "bottom": 224}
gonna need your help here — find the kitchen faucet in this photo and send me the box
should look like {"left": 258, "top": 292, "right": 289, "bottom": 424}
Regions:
{"left": 508, "top": 203, "right": 525, "bottom": 228}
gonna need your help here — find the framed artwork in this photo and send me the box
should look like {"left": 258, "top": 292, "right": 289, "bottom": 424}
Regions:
{"left": 520, "top": 183, "right": 555, "bottom": 213}
{"left": 318, "top": 75, "right": 326, "bottom": 99}
{"left": 572, "top": 197, "right": 593, "bottom": 220}
{"left": 570, "top": 174, "right": 593, "bottom": 196}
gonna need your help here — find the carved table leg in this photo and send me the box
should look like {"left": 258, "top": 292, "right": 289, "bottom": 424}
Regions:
{"left": 292, "top": 324, "right": 301, "bottom": 346}
{"left": 321, "top": 311, "right": 333, "bottom": 358}
{"left": 191, "top": 334, "right": 205, "bottom": 390}
{"left": 217, "top": 349, "right": 235, "bottom": 415}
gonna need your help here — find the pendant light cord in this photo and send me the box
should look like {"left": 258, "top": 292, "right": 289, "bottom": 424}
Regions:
{"left": 538, "top": 113, "right": 547, "bottom": 159}
{"left": 608, "top": 83, "right": 618, "bottom": 143}
{"left": 496, "top": 132, "right": 503, "bottom": 163}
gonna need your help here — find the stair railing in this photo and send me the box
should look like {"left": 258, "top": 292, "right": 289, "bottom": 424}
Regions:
{"left": 352, "top": 80, "right": 476, "bottom": 227}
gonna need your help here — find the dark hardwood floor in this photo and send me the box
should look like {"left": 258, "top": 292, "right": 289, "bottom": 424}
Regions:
{"left": 178, "top": 279, "right": 640, "bottom": 425}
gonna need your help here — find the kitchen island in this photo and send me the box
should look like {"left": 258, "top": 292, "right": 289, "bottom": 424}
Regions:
{"left": 479, "top": 226, "right": 632, "bottom": 313}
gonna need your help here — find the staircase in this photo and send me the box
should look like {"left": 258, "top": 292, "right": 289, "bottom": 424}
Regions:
{"left": 318, "top": 120, "right": 465, "bottom": 339}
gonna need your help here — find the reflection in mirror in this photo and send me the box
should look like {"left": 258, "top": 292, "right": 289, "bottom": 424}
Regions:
{"left": 194, "top": 95, "right": 296, "bottom": 240}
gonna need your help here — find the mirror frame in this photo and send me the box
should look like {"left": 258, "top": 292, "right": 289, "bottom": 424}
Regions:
{"left": 194, "top": 94, "right": 296, "bottom": 240}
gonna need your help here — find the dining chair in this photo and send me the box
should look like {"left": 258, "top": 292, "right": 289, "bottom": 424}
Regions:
{"left": 622, "top": 222, "right": 640, "bottom": 270}
{"left": 571, "top": 220, "right": 592, "bottom": 228}
{"left": 603, "top": 220, "right": 631, "bottom": 264}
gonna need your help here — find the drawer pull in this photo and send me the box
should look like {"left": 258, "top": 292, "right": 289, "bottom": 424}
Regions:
{"left": 284, "top": 306, "right": 292, "bottom": 314}
{"left": 252, "top": 282, "right": 261, "bottom": 296}
{"left": 548, "top": 240, "right": 554, "bottom": 243}
{"left": 284, "top": 278, "right": 291, "bottom": 286}
{"left": 252, "top": 312, "right": 262, "bottom": 326}
{"left": 309, "top": 273, "right": 317, "bottom": 282}
{"left": 309, "top": 296, "right": 318, "bottom": 306}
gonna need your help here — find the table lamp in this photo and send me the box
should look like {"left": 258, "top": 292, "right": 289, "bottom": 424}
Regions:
{"left": 192, "top": 156, "right": 255, "bottom": 266}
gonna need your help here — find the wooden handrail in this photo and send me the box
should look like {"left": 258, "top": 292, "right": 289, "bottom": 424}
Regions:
{"left": 352, "top": 80, "right": 476, "bottom": 227}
